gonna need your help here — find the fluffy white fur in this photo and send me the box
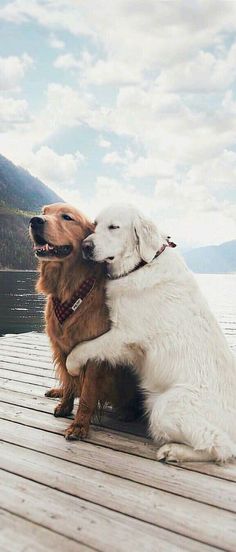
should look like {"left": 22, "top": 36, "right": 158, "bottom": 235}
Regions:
{"left": 67, "top": 204, "right": 236, "bottom": 463}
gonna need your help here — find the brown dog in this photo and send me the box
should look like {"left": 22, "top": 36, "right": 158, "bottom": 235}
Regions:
{"left": 29, "top": 203, "right": 141, "bottom": 439}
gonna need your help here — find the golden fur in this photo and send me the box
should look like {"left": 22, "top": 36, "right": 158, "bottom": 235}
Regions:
{"left": 31, "top": 203, "right": 141, "bottom": 439}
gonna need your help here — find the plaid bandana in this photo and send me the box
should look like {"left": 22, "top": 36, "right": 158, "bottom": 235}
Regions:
{"left": 52, "top": 277, "right": 96, "bottom": 324}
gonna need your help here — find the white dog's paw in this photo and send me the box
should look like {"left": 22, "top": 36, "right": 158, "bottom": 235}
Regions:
{"left": 66, "top": 350, "right": 83, "bottom": 376}
{"left": 156, "top": 443, "right": 186, "bottom": 463}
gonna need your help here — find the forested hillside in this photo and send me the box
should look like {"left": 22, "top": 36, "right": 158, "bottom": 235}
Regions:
{"left": 0, "top": 154, "right": 63, "bottom": 269}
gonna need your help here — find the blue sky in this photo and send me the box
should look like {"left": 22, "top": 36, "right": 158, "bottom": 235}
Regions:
{"left": 0, "top": 0, "right": 236, "bottom": 246}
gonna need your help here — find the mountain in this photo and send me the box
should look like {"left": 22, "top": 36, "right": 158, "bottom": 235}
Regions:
{"left": 183, "top": 240, "right": 236, "bottom": 273}
{"left": 0, "top": 154, "right": 63, "bottom": 270}
{"left": 0, "top": 154, "right": 62, "bottom": 211}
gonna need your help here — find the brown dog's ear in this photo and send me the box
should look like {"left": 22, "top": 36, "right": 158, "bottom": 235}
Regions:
{"left": 41, "top": 205, "right": 49, "bottom": 215}
{"left": 84, "top": 221, "right": 95, "bottom": 239}
{"left": 134, "top": 214, "right": 161, "bottom": 263}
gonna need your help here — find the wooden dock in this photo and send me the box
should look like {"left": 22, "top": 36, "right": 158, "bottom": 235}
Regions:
{"left": 0, "top": 332, "right": 236, "bottom": 552}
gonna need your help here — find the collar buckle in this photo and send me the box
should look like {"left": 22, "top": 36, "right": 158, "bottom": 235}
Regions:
{"left": 71, "top": 297, "right": 83, "bottom": 311}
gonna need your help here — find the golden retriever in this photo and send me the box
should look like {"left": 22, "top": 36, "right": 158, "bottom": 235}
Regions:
{"left": 29, "top": 203, "right": 141, "bottom": 439}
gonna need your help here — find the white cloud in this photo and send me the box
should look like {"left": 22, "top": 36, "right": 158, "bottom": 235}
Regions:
{"left": 185, "top": 150, "right": 236, "bottom": 191}
{"left": 2, "top": 1, "right": 236, "bottom": 86}
{"left": 48, "top": 33, "right": 65, "bottom": 50}
{"left": 157, "top": 42, "right": 236, "bottom": 93}
{"left": 0, "top": 53, "right": 33, "bottom": 90}
{"left": 125, "top": 156, "right": 175, "bottom": 179}
{"left": 55, "top": 49, "right": 142, "bottom": 84}
{"left": 66, "top": 177, "right": 158, "bottom": 219}
{"left": 0, "top": 0, "right": 92, "bottom": 35}
{"left": 1, "top": 0, "right": 236, "bottom": 246}
{"left": 0, "top": 96, "right": 29, "bottom": 131}
{"left": 102, "top": 151, "right": 125, "bottom": 165}
{"left": 54, "top": 53, "right": 80, "bottom": 70}
{"left": 97, "top": 136, "right": 111, "bottom": 149}
{"left": 0, "top": 82, "right": 101, "bottom": 173}
{"left": 25, "top": 146, "right": 85, "bottom": 190}
{"left": 81, "top": 58, "right": 142, "bottom": 86}
{"left": 60, "top": 176, "right": 236, "bottom": 248}
{"left": 96, "top": 85, "right": 236, "bottom": 170}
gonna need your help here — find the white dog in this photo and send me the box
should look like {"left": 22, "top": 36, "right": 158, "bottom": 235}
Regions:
{"left": 67, "top": 204, "right": 236, "bottom": 463}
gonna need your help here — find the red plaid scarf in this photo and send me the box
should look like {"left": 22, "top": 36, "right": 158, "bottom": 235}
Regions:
{"left": 52, "top": 277, "right": 96, "bottom": 324}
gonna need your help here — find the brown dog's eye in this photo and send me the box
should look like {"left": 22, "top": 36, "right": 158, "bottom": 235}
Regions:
{"left": 108, "top": 224, "right": 120, "bottom": 230}
{"left": 62, "top": 214, "right": 74, "bottom": 221}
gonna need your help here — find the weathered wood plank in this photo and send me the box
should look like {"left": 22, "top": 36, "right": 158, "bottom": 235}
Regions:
{"left": 0, "top": 360, "right": 54, "bottom": 376}
{"left": 4, "top": 334, "right": 48, "bottom": 346}
{"left": 0, "top": 377, "right": 48, "bottom": 395}
{"left": 0, "top": 509, "right": 92, "bottom": 552}
{"left": 0, "top": 415, "right": 235, "bottom": 514}
{"left": 0, "top": 345, "right": 52, "bottom": 361}
{"left": 0, "top": 387, "right": 59, "bottom": 411}
{"left": 0, "top": 385, "right": 147, "bottom": 437}
{"left": 0, "top": 402, "right": 155, "bottom": 457}
{"left": 0, "top": 368, "right": 55, "bottom": 387}
{"left": 1, "top": 440, "right": 235, "bottom": 550}
{"left": 0, "top": 387, "right": 236, "bottom": 482}
{"left": 3, "top": 332, "right": 47, "bottom": 339}
{"left": 0, "top": 470, "right": 212, "bottom": 552}
{"left": 177, "top": 461, "right": 236, "bottom": 481}
{"left": 0, "top": 355, "right": 53, "bottom": 369}
{"left": 1, "top": 339, "right": 49, "bottom": 351}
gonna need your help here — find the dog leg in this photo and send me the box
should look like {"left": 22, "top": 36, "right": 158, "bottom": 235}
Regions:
{"left": 66, "top": 329, "right": 128, "bottom": 375}
{"left": 156, "top": 443, "right": 214, "bottom": 463}
{"left": 52, "top": 348, "right": 78, "bottom": 417}
{"left": 54, "top": 384, "right": 75, "bottom": 418}
{"left": 148, "top": 388, "right": 236, "bottom": 463}
{"left": 156, "top": 437, "right": 236, "bottom": 463}
{"left": 45, "top": 387, "right": 63, "bottom": 398}
{"left": 65, "top": 362, "right": 104, "bottom": 440}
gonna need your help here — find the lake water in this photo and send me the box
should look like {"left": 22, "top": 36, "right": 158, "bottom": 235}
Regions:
{"left": 0, "top": 271, "right": 235, "bottom": 351}
{"left": 0, "top": 270, "right": 45, "bottom": 336}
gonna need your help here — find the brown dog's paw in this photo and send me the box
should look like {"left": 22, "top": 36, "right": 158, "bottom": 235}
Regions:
{"left": 45, "top": 387, "right": 63, "bottom": 399}
{"left": 54, "top": 402, "right": 73, "bottom": 418}
{"left": 64, "top": 421, "right": 89, "bottom": 441}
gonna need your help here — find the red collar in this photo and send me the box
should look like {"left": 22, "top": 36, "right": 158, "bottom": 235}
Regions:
{"left": 107, "top": 239, "right": 176, "bottom": 280}
{"left": 52, "top": 277, "right": 96, "bottom": 324}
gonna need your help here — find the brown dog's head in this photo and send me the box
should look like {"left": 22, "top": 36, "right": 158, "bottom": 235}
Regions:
{"left": 29, "top": 203, "right": 94, "bottom": 263}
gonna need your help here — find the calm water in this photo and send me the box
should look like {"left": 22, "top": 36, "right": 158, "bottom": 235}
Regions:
{"left": 0, "top": 271, "right": 45, "bottom": 335}
{"left": 0, "top": 271, "right": 235, "bottom": 350}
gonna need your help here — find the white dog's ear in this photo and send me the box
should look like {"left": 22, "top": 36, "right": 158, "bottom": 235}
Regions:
{"left": 134, "top": 214, "right": 161, "bottom": 263}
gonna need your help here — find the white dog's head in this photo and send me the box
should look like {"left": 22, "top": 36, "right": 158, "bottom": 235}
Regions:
{"left": 82, "top": 204, "right": 164, "bottom": 277}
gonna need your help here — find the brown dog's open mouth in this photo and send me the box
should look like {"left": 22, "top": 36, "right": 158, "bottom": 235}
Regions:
{"left": 33, "top": 235, "right": 72, "bottom": 258}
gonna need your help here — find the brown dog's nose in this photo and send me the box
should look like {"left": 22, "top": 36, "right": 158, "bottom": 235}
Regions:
{"left": 29, "top": 216, "right": 45, "bottom": 229}
{"left": 82, "top": 240, "right": 94, "bottom": 260}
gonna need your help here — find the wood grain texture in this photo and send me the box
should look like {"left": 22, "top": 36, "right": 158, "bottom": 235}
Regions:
{"left": 0, "top": 368, "right": 55, "bottom": 387}
{"left": 0, "top": 470, "right": 214, "bottom": 552}
{"left": 0, "top": 509, "right": 92, "bottom": 552}
{"left": 0, "top": 360, "right": 54, "bottom": 376}
{"left": 0, "top": 376, "right": 48, "bottom": 396}
{"left": 1, "top": 437, "right": 236, "bottom": 552}
{"left": 1, "top": 332, "right": 236, "bottom": 552}
{"left": 1, "top": 384, "right": 236, "bottom": 481}
{"left": 0, "top": 402, "right": 235, "bottom": 512}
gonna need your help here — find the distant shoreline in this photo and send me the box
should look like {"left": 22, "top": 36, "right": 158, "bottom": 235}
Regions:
{"left": 0, "top": 268, "right": 235, "bottom": 275}
{"left": 0, "top": 269, "right": 37, "bottom": 272}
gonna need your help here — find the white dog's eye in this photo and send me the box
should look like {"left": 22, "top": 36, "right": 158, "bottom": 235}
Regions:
{"left": 108, "top": 224, "right": 120, "bottom": 230}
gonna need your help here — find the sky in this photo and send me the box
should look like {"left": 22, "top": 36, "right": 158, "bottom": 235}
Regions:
{"left": 0, "top": 0, "right": 236, "bottom": 247}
